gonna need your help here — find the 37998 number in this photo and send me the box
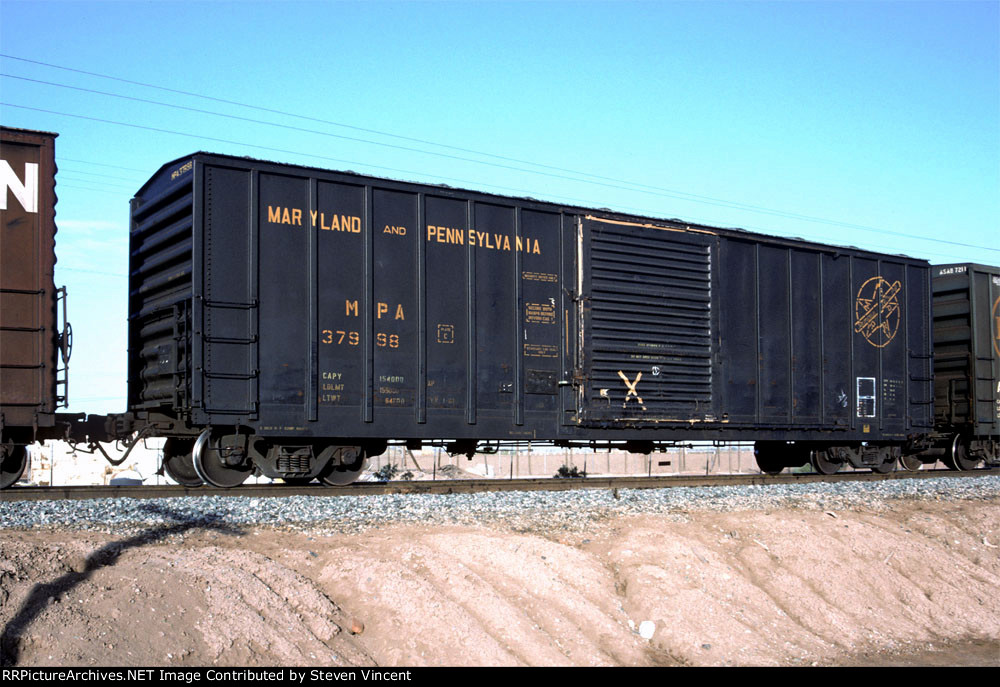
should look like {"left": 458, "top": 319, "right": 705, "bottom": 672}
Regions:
{"left": 321, "top": 330, "right": 399, "bottom": 348}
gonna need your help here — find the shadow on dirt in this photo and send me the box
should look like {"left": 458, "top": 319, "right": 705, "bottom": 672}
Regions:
{"left": 0, "top": 504, "right": 244, "bottom": 666}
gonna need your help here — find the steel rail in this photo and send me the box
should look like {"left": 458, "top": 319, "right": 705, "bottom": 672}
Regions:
{"left": 1, "top": 467, "right": 996, "bottom": 503}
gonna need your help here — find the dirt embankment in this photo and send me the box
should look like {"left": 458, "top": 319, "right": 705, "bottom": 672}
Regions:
{"left": 2, "top": 499, "right": 998, "bottom": 666}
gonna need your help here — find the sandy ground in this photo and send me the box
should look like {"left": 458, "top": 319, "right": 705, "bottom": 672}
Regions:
{"left": 1, "top": 497, "right": 998, "bottom": 667}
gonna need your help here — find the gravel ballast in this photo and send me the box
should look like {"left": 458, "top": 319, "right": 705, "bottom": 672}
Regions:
{"left": 2, "top": 474, "right": 998, "bottom": 535}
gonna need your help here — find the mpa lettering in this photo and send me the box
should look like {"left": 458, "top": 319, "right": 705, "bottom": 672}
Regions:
{"left": 345, "top": 300, "right": 405, "bottom": 320}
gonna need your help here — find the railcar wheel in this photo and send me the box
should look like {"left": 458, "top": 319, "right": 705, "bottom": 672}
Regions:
{"left": 943, "top": 435, "right": 980, "bottom": 471}
{"left": 0, "top": 445, "right": 27, "bottom": 489}
{"left": 192, "top": 430, "right": 253, "bottom": 488}
{"left": 161, "top": 438, "right": 202, "bottom": 487}
{"left": 753, "top": 442, "right": 785, "bottom": 475}
{"left": 809, "top": 449, "right": 841, "bottom": 475}
{"left": 320, "top": 446, "right": 368, "bottom": 486}
{"left": 899, "top": 453, "right": 924, "bottom": 472}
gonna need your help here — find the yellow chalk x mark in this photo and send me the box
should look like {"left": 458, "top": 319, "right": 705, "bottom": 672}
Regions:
{"left": 618, "top": 370, "right": 646, "bottom": 410}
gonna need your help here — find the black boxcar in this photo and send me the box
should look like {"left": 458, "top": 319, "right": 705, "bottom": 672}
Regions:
{"left": 0, "top": 127, "right": 70, "bottom": 488}
{"left": 928, "top": 263, "right": 999, "bottom": 468}
{"left": 127, "top": 153, "right": 934, "bottom": 485}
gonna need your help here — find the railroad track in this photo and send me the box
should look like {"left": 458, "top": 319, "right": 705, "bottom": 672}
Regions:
{"left": 2, "top": 467, "right": 996, "bottom": 502}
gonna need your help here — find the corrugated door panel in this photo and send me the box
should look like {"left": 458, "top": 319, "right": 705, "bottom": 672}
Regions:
{"left": 580, "top": 217, "right": 715, "bottom": 424}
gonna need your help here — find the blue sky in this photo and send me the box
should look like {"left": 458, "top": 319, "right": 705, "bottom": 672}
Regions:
{"left": 1, "top": 0, "right": 998, "bottom": 414}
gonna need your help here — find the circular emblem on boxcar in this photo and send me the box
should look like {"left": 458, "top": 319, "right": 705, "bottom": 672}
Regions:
{"left": 854, "top": 276, "right": 902, "bottom": 348}
{"left": 992, "top": 295, "right": 1000, "bottom": 357}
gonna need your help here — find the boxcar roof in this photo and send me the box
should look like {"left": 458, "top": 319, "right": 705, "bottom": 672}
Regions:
{"left": 138, "top": 150, "right": 928, "bottom": 265}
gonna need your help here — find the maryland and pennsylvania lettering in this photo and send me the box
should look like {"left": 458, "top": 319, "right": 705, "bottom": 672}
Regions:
{"left": 264, "top": 208, "right": 540, "bottom": 254}
{"left": 267, "top": 205, "right": 361, "bottom": 232}
{"left": 427, "top": 225, "right": 541, "bottom": 255}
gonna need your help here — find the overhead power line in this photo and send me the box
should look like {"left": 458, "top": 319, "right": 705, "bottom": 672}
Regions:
{"left": 7, "top": 71, "right": 865, "bottom": 227}
{"left": 55, "top": 166, "right": 144, "bottom": 182}
{"left": 4, "top": 72, "right": 626, "bottom": 186}
{"left": 2, "top": 55, "right": 992, "bottom": 254}
{"left": 57, "top": 156, "right": 148, "bottom": 173}
{"left": 57, "top": 173, "right": 136, "bottom": 189}
{"left": 4, "top": 100, "right": 997, "bottom": 256}
{"left": 1, "top": 54, "right": 619, "bottom": 179}
{"left": 54, "top": 183, "right": 127, "bottom": 195}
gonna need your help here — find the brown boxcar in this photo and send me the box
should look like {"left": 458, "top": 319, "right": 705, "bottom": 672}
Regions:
{"left": 0, "top": 126, "right": 67, "bottom": 487}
